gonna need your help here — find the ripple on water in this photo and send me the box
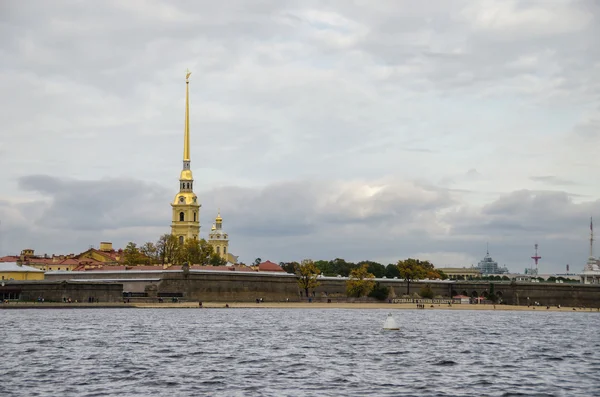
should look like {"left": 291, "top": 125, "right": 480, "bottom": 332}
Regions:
{"left": 0, "top": 308, "right": 598, "bottom": 397}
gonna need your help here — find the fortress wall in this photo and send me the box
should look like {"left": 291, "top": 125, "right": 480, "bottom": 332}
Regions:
{"left": 1, "top": 281, "right": 123, "bottom": 303}
{"left": 157, "top": 271, "right": 299, "bottom": 302}
{"left": 41, "top": 271, "right": 600, "bottom": 306}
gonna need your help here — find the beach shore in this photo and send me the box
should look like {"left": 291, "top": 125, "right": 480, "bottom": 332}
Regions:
{"left": 1, "top": 301, "right": 598, "bottom": 311}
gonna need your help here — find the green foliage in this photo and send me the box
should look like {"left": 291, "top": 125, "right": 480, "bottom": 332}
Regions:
{"left": 295, "top": 259, "right": 321, "bottom": 297}
{"left": 385, "top": 263, "right": 400, "bottom": 279}
{"left": 346, "top": 264, "right": 376, "bottom": 297}
{"left": 209, "top": 253, "right": 227, "bottom": 266}
{"left": 279, "top": 261, "right": 298, "bottom": 274}
{"left": 419, "top": 284, "right": 434, "bottom": 299}
{"left": 368, "top": 282, "right": 390, "bottom": 301}
{"left": 397, "top": 258, "right": 435, "bottom": 294}
{"left": 156, "top": 234, "right": 180, "bottom": 265}
{"left": 358, "top": 261, "right": 385, "bottom": 278}
{"left": 123, "top": 242, "right": 143, "bottom": 266}
{"left": 181, "top": 238, "right": 214, "bottom": 266}
{"left": 139, "top": 242, "right": 158, "bottom": 264}
{"left": 254, "top": 258, "right": 262, "bottom": 266}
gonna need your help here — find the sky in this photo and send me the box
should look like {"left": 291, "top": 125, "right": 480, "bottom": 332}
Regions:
{"left": 1, "top": 0, "right": 599, "bottom": 273}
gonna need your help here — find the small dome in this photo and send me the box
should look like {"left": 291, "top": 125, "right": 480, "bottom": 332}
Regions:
{"left": 211, "top": 224, "right": 216, "bottom": 231}
{"left": 215, "top": 210, "right": 222, "bottom": 222}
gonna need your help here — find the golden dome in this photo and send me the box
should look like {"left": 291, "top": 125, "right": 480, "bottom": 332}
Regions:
{"left": 215, "top": 209, "right": 222, "bottom": 222}
{"left": 179, "top": 169, "right": 193, "bottom": 181}
{"left": 172, "top": 192, "right": 199, "bottom": 205}
{"left": 211, "top": 224, "right": 216, "bottom": 231}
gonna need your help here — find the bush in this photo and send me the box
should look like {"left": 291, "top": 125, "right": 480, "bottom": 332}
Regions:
{"left": 368, "top": 282, "right": 390, "bottom": 301}
{"left": 419, "top": 284, "right": 434, "bottom": 299}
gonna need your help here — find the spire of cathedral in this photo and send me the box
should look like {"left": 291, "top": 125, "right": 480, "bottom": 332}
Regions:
{"left": 184, "top": 68, "right": 191, "bottom": 162}
{"left": 171, "top": 69, "right": 200, "bottom": 244}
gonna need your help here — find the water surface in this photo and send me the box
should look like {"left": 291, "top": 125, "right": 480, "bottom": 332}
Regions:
{"left": 1, "top": 308, "right": 598, "bottom": 396}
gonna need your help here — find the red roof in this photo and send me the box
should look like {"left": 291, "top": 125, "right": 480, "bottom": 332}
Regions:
{"left": 0, "top": 256, "right": 20, "bottom": 262}
{"left": 258, "top": 261, "right": 285, "bottom": 272}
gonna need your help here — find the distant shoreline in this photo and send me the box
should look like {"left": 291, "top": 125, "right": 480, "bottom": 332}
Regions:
{"left": 1, "top": 302, "right": 599, "bottom": 312}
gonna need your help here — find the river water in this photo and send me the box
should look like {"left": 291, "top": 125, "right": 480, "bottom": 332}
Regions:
{"left": 1, "top": 308, "right": 598, "bottom": 396}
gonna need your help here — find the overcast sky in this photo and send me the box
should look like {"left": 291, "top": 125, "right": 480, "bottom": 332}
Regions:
{"left": 1, "top": 0, "right": 599, "bottom": 273}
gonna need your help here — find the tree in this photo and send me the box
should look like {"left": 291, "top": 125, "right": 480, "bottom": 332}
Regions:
{"left": 397, "top": 258, "right": 431, "bottom": 295}
{"left": 329, "top": 258, "right": 355, "bottom": 277}
{"left": 279, "top": 261, "right": 299, "bottom": 274}
{"left": 254, "top": 258, "right": 262, "bottom": 266}
{"left": 139, "top": 242, "right": 158, "bottom": 264}
{"left": 181, "top": 238, "right": 214, "bottom": 266}
{"left": 346, "top": 264, "right": 376, "bottom": 297}
{"left": 209, "top": 253, "right": 227, "bottom": 266}
{"left": 156, "top": 234, "right": 180, "bottom": 265}
{"left": 123, "top": 242, "right": 142, "bottom": 266}
{"left": 385, "top": 263, "right": 401, "bottom": 279}
{"left": 368, "top": 282, "right": 390, "bottom": 301}
{"left": 295, "top": 259, "right": 321, "bottom": 298}
{"left": 419, "top": 284, "right": 434, "bottom": 299}
{"left": 358, "top": 260, "right": 385, "bottom": 278}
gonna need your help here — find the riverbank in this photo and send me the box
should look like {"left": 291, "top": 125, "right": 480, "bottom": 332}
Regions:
{"left": 1, "top": 301, "right": 598, "bottom": 311}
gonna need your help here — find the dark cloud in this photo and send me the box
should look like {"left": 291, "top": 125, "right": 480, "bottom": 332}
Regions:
{"left": 0, "top": 174, "right": 596, "bottom": 273}
{"left": 17, "top": 175, "right": 169, "bottom": 231}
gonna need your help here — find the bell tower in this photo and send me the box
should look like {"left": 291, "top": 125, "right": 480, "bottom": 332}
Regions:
{"left": 171, "top": 69, "right": 200, "bottom": 244}
{"left": 208, "top": 210, "right": 229, "bottom": 261}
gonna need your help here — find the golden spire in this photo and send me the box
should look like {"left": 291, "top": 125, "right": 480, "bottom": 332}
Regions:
{"left": 216, "top": 208, "right": 222, "bottom": 222}
{"left": 184, "top": 69, "right": 191, "bottom": 162}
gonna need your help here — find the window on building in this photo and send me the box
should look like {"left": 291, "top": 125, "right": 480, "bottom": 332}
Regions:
{"left": 179, "top": 212, "right": 184, "bottom": 221}
{"left": 224, "top": 247, "right": 227, "bottom": 255}
{"left": 179, "top": 236, "right": 184, "bottom": 245}
{"left": 216, "top": 247, "right": 220, "bottom": 254}
{"left": 193, "top": 212, "right": 197, "bottom": 222}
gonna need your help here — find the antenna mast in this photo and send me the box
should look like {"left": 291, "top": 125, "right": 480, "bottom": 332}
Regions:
{"left": 590, "top": 217, "right": 594, "bottom": 258}
{"left": 531, "top": 243, "right": 541, "bottom": 275}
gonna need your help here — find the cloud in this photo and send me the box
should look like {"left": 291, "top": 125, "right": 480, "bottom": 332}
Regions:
{"left": 1, "top": 174, "right": 598, "bottom": 274}
{"left": 530, "top": 176, "right": 578, "bottom": 186}
{"left": 1, "top": 1, "right": 599, "bottom": 274}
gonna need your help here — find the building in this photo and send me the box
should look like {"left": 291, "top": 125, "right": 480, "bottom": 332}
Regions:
{"left": 171, "top": 70, "right": 200, "bottom": 244}
{"left": 477, "top": 248, "right": 508, "bottom": 275}
{"left": 437, "top": 267, "right": 481, "bottom": 280}
{"left": 0, "top": 262, "right": 44, "bottom": 281}
{"left": 208, "top": 211, "right": 230, "bottom": 262}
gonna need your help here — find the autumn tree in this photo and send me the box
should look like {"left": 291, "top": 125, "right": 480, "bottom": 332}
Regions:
{"left": 139, "top": 242, "right": 159, "bottom": 264}
{"left": 181, "top": 238, "right": 215, "bottom": 266}
{"left": 123, "top": 242, "right": 143, "bottom": 266}
{"left": 397, "top": 258, "right": 441, "bottom": 294}
{"left": 295, "top": 259, "right": 321, "bottom": 298}
{"left": 346, "top": 263, "right": 376, "bottom": 297}
{"left": 156, "top": 234, "right": 180, "bottom": 265}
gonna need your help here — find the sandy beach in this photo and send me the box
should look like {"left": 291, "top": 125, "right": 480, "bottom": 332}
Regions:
{"left": 2, "top": 301, "right": 598, "bottom": 312}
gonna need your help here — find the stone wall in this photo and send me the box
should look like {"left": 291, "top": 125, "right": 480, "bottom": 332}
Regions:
{"left": 1, "top": 281, "right": 123, "bottom": 303}
{"left": 42, "top": 271, "right": 600, "bottom": 306}
{"left": 158, "top": 271, "right": 298, "bottom": 302}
